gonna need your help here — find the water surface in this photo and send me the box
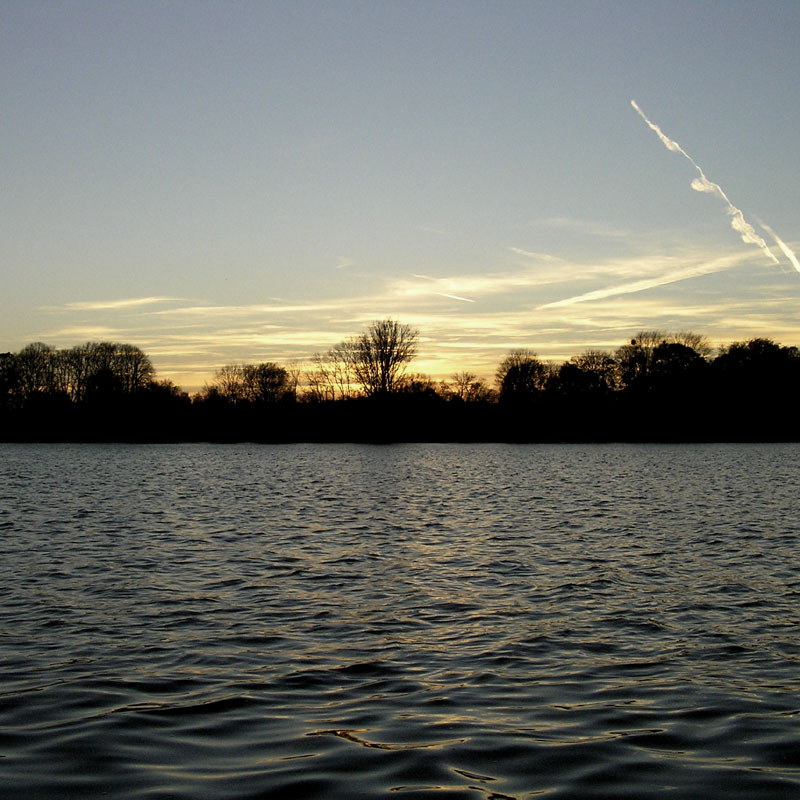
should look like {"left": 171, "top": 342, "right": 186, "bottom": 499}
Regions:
{"left": 1, "top": 443, "right": 799, "bottom": 798}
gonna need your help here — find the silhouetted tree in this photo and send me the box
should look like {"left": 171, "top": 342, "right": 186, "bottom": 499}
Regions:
{"left": 75, "top": 343, "right": 154, "bottom": 403}
{"left": 449, "top": 371, "right": 475, "bottom": 401}
{"left": 496, "top": 349, "right": 548, "bottom": 402}
{"left": 615, "top": 331, "right": 666, "bottom": 391}
{"left": 114, "top": 343, "right": 155, "bottom": 394}
{"left": 242, "top": 362, "right": 290, "bottom": 403}
{"left": 343, "top": 318, "right": 418, "bottom": 396}
{"left": 146, "top": 378, "right": 187, "bottom": 401}
{"left": 4, "top": 328, "right": 800, "bottom": 442}
{"left": 554, "top": 350, "right": 619, "bottom": 396}
{"left": 285, "top": 359, "right": 303, "bottom": 401}
{"left": 397, "top": 373, "right": 442, "bottom": 398}
{"left": 647, "top": 343, "right": 711, "bottom": 439}
{"left": 63, "top": 344, "right": 91, "bottom": 402}
{"left": 304, "top": 357, "right": 333, "bottom": 402}
{"left": 16, "top": 342, "right": 58, "bottom": 399}
{"left": 672, "top": 331, "right": 712, "bottom": 358}
{"left": 449, "top": 371, "right": 495, "bottom": 402}
{"left": 205, "top": 361, "right": 290, "bottom": 404}
{"left": 210, "top": 364, "right": 246, "bottom": 403}
{"left": 615, "top": 330, "right": 711, "bottom": 393}
{"left": 650, "top": 341, "right": 708, "bottom": 389}
{"left": 713, "top": 338, "right": 800, "bottom": 399}
{"left": 306, "top": 344, "right": 355, "bottom": 401}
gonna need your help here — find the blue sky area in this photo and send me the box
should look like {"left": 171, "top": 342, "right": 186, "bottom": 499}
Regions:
{"left": 3, "top": 0, "right": 799, "bottom": 390}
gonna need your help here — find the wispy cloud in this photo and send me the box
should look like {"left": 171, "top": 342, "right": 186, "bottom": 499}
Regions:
{"left": 151, "top": 301, "right": 344, "bottom": 317}
{"left": 394, "top": 268, "right": 563, "bottom": 301}
{"left": 33, "top": 237, "right": 800, "bottom": 392}
{"left": 42, "top": 325, "right": 124, "bottom": 339}
{"left": 631, "top": 100, "right": 780, "bottom": 266}
{"left": 54, "top": 296, "right": 181, "bottom": 311}
{"left": 507, "top": 247, "right": 565, "bottom": 263}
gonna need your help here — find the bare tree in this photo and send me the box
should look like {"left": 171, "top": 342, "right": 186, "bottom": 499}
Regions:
{"left": 451, "top": 371, "right": 477, "bottom": 401}
{"left": 344, "top": 318, "right": 418, "bottom": 396}
{"left": 63, "top": 344, "right": 91, "bottom": 401}
{"left": 450, "top": 371, "right": 494, "bottom": 402}
{"left": 328, "top": 342, "right": 357, "bottom": 399}
{"left": 397, "top": 373, "right": 441, "bottom": 396}
{"left": 672, "top": 331, "right": 713, "bottom": 358}
{"left": 212, "top": 364, "right": 246, "bottom": 402}
{"left": 205, "top": 362, "right": 289, "bottom": 403}
{"left": 306, "top": 346, "right": 355, "bottom": 401}
{"left": 285, "top": 359, "right": 303, "bottom": 400}
{"left": 16, "top": 342, "right": 54, "bottom": 397}
{"left": 304, "top": 354, "right": 334, "bottom": 402}
{"left": 114, "top": 344, "right": 155, "bottom": 394}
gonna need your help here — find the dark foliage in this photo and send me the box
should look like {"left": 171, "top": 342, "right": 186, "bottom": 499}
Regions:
{"left": 2, "top": 331, "right": 799, "bottom": 442}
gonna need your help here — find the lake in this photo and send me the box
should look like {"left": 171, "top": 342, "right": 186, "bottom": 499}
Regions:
{"left": 1, "top": 442, "right": 799, "bottom": 798}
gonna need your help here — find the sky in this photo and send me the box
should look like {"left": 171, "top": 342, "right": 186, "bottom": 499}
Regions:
{"left": 3, "top": 0, "right": 799, "bottom": 392}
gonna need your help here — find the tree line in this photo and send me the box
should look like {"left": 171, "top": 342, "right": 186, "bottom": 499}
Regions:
{"left": 2, "top": 319, "right": 799, "bottom": 441}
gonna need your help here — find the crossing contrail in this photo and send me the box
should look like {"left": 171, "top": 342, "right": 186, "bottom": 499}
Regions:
{"left": 759, "top": 221, "right": 800, "bottom": 275}
{"left": 631, "top": 100, "right": 782, "bottom": 266}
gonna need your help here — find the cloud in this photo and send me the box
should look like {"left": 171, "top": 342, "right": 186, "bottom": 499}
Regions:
{"left": 41, "top": 325, "right": 124, "bottom": 339}
{"left": 151, "top": 301, "right": 344, "bottom": 317}
{"left": 507, "top": 247, "right": 565, "bottom": 262}
{"left": 392, "top": 268, "right": 564, "bottom": 301}
{"left": 398, "top": 246, "right": 763, "bottom": 313}
{"left": 631, "top": 99, "right": 780, "bottom": 265}
{"left": 54, "top": 296, "right": 181, "bottom": 311}
{"left": 32, "top": 234, "right": 800, "bottom": 394}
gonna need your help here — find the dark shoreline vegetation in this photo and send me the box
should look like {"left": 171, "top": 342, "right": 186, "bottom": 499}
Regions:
{"left": 2, "top": 319, "right": 799, "bottom": 442}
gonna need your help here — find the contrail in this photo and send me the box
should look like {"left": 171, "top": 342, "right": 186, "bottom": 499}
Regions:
{"left": 631, "top": 100, "right": 780, "bottom": 265}
{"left": 438, "top": 292, "right": 475, "bottom": 303}
{"left": 759, "top": 221, "right": 800, "bottom": 275}
{"left": 538, "top": 257, "right": 738, "bottom": 309}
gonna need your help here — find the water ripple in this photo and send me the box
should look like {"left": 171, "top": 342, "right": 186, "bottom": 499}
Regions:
{"left": 1, "top": 442, "right": 799, "bottom": 798}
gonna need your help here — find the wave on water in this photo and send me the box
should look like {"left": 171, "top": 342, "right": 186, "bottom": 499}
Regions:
{"left": 1, "top": 442, "right": 799, "bottom": 798}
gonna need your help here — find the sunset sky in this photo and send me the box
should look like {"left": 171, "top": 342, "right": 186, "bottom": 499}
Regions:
{"left": 3, "top": 0, "right": 799, "bottom": 391}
